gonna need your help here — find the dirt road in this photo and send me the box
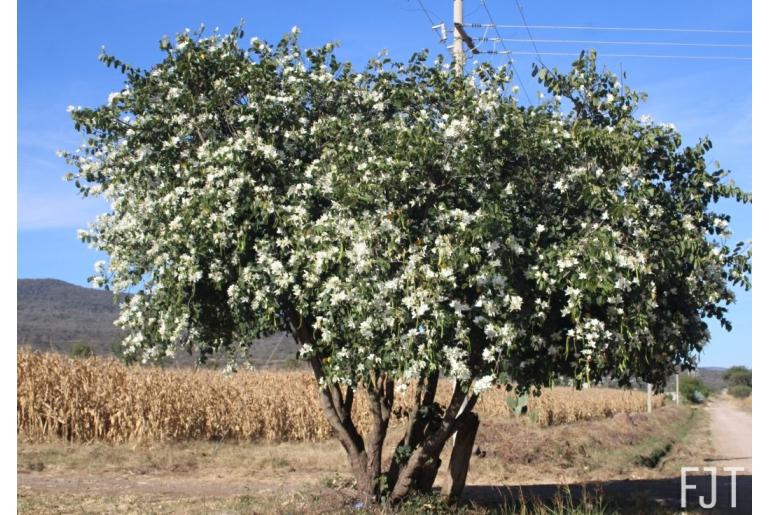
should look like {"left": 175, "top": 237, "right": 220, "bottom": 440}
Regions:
{"left": 705, "top": 397, "right": 752, "bottom": 473}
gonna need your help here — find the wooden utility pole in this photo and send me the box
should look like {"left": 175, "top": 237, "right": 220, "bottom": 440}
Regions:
{"left": 676, "top": 373, "right": 680, "bottom": 405}
{"left": 646, "top": 383, "right": 652, "bottom": 413}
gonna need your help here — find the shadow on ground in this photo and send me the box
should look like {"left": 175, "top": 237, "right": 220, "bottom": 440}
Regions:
{"left": 465, "top": 475, "right": 751, "bottom": 514}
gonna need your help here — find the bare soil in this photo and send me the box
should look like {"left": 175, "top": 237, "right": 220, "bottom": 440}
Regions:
{"left": 705, "top": 396, "right": 752, "bottom": 472}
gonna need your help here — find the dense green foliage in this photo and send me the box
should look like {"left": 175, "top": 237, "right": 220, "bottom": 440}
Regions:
{"left": 69, "top": 342, "right": 94, "bottom": 358}
{"left": 723, "top": 365, "right": 752, "bottom": 387}
{"left": 679, "top": 375, "right": 711, "bottom": 403}
{"left": 728, "top": 384, "right": 751, "bottom": 398}
{"left": 63, "top": 27, "right": 750, "bottom": 392}
{"left": 724, "top": 366, "right": 751, "bottom": 398}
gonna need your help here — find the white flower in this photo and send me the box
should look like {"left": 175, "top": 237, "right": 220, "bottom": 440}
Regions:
{"left": 444, "top": 119, "right": 464, "bottom": 140}
{"left": 167, "top": 87, "right": 182, "bottom": 99}
{"left": 565, "top": 286, "right": 581, "bottom": 298}
{"left": 444, "top": 347, "right": 470, "bottom": 381}
{"left": 536, "top": 224, "right": 545, "bottom": 234}
{"left": 506, "top": 294, "right": 523, "bottom": 312}
{"left": 359, "top": 318, "right": 374, "bottom": 338}
{"left": 472, "top": 375, "right": 495, "bottom": 394}
{"left": 450, "top": 300, "right": 470, "bottom": 315}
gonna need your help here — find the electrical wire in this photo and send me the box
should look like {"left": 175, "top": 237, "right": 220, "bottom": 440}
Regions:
{"left": 467, "top": 23, "right": 751, "bottom": 34}
{"left": 479, "top": 50, "right": 751, "bottom": 61}
{"left": 513, "top": 0, "right": 546, "bottom": 67}
{"left": 415, "top": 0, "right": 438, "bottom": 25}
{"left": 478, "top": 37, "right": 751, "bottom": 49}
{"left": 479, "top": 0, "right": 532, "bottom": 104}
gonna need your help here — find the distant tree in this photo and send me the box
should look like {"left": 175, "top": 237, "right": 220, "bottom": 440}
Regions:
{"left": 723, "top": 366, "right": 752, "bottom": 387}
{"left": 62, "top": 26, "right": 751, "bottom": 505}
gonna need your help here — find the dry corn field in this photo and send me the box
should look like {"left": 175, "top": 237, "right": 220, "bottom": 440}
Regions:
{"left": 18, "top": 350, "right": 664, "bottom": 443}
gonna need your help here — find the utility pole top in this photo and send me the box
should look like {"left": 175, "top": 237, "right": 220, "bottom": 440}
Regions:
{"left": 453, "top": 0, "right": 477, "bottom": 76}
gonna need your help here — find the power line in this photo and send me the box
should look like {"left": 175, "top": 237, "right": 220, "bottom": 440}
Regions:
{"left": 480, "top": 50, "right": 752, "bottom": 61}
{"left": 479, "top": 0, "right": 532, "bottom": 104}
{"left": 466, "top": 23, "right": 751, "bottom": 35}
{"left": 415, "top": 0, "right": 438, "bottom": 25}
{"left": 512, "top": 0, "right": 545, "bottom": 67}
{"left": 411, "top": 0, "right": 450, "bottom": 47}
{"left": 479, "top": 37, "right": 751, "bottom": 49}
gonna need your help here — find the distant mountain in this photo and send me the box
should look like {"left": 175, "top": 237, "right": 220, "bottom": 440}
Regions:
{"left": 16, "top": 278, "right": 299, "bottom": 367}
{"left": 692, "top": 367, "right": 729, "bottom": 392}
{"left": 17, "top": 278, "right": 124, "bottom": 355}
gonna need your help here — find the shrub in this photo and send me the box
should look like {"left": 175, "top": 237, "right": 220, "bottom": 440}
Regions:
{"left": 678, "top": 375, "right": 711, "bottom": 404}
{"left": 723, "top": 366, "right": 752, "bottom": 387}
{"left": 728, "top": 384, "right": 751, "bottom": 398}
{"left": 69, "top": 343, "right": 93, "bottom": 358}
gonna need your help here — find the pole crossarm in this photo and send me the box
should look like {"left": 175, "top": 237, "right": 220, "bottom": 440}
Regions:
{"left": 454, "top": 22, "right": 479, "bottom": 54}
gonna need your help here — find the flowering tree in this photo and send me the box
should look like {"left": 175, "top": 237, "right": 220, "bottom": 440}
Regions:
{"left": 63, "top": 26, "right": 751, "bottom": 504}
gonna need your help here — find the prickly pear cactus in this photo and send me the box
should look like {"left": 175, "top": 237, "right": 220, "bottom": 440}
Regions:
{"left": 506, "top": 393, "right": 529, "bottom": 416}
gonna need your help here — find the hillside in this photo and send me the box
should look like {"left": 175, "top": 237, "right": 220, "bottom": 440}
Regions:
{"left": 17, "top": 278, "right": 298, "bottom": 367}
{"left": 691, "top": 366, "right": 729, "bottom": 392}
{"left": 17, "top": 279, "right": 123, "bottom": 355}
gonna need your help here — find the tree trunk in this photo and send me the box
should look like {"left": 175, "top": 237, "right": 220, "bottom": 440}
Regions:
{"left": 441, "top": 412, "right": 479, "bottom": 502}
{"left": 389, "top": 385, "right": 478, "bottom": 504}
{"left": 415, "top": 456, "right": 442, "bottom": 492}
{"left": 287, "top": 311, "right": 382, "bottom": 501}
{"left": 288, "top": 310, "right": 482, "bottom": 505}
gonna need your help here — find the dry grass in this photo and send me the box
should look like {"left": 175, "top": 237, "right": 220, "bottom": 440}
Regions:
{"left": 735, "top": 395, "right": 752, "bottom": 413}
{"left": 18, "top": 349, "right": 664, "bottom": 444}
{"left": 473, "top": 405, "right": 699, "bottom": 486}
{"left": 18, "top": 406, "right": 701, "bottom": 514}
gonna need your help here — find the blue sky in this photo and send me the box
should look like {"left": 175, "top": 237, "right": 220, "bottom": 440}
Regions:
{"left": 17, "top": 1, "right": 751, "bottom": 367}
